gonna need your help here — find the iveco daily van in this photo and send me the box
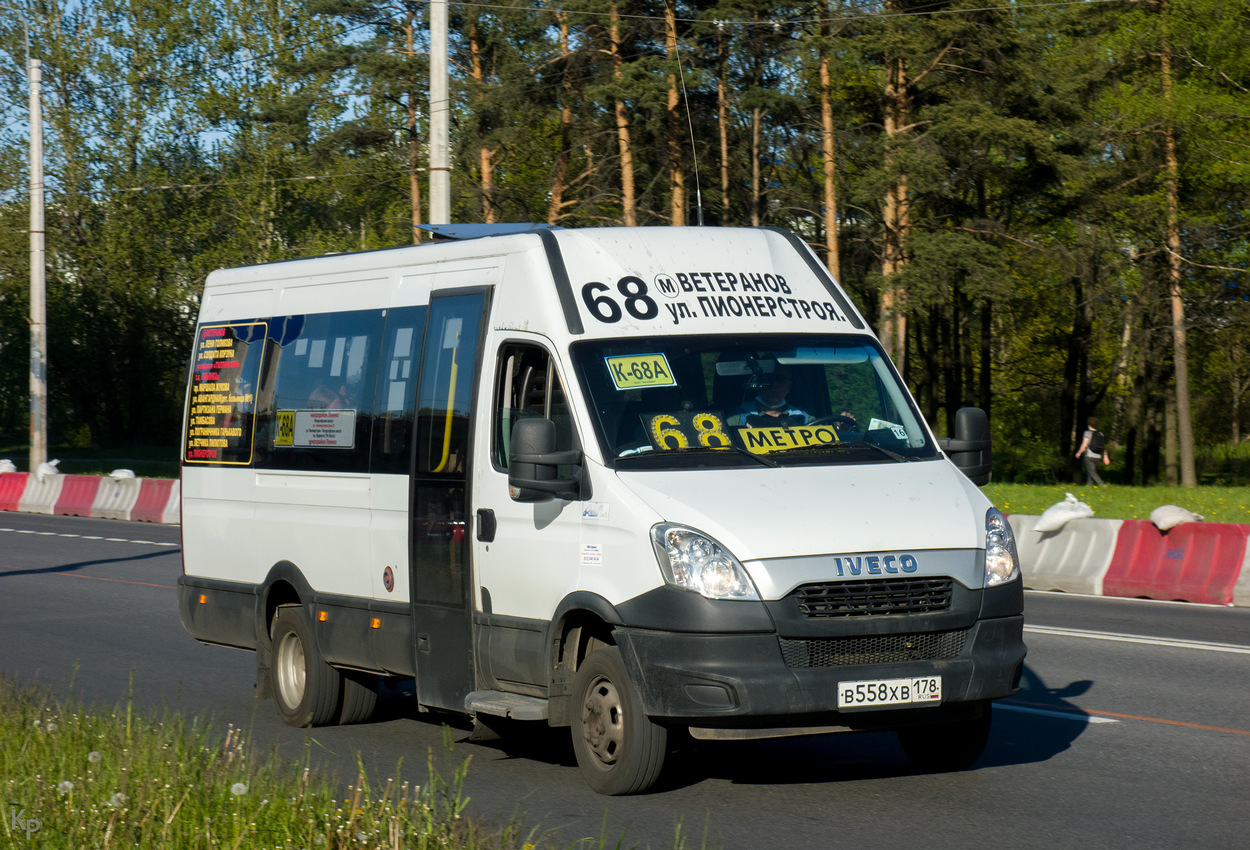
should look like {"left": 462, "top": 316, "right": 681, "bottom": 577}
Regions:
{"left": 178, "top": 224, "right": 1025, "bottom": 794}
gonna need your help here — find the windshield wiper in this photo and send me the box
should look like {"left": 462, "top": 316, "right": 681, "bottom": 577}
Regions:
{"left": 845, "top": 440, "right": 909, "bottom": 462}
{"left": 790, "top": 440, "right": 909, "bottom": 463}
{"left": 646, "top": 443, "right": 780, "bottom": 468}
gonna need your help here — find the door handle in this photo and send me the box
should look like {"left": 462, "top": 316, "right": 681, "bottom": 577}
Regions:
{"left": 476, "top": 508, "right": 496, "bottom": 542}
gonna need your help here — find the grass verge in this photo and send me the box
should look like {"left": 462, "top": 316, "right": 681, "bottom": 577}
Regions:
{"left": 981, "top": 483, "right": 1250, "bottom": 524}
{"left": 0, "top": 446, "right": 179, "bottom": 479}
{"left": 0, "top": 678, "right": 573, "bottom": 850}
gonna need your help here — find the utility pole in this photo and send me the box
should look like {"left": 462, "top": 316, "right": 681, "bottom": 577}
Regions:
{"left": 29, "top": 57, "right": 46, "bottom": 469}
{"left": 429, "top": 0, "right": 450, "bottom": 224}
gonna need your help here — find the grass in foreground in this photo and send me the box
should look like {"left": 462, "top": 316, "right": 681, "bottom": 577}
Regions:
{"left": 0, "top": 679, "right": 570, "bottom": 850}
{"left": 982, "top": 483, "right": 1250, "bottom": 524}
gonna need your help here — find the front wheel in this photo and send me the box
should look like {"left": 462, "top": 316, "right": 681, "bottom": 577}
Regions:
{"left": 270, "top": 606, "right": 343, "bottom": 727}
{"left": 570, "top": 646, "right": 668, "bottom": 795}
{"left": 895, "top": 702, "right": 992, "bottom": 771}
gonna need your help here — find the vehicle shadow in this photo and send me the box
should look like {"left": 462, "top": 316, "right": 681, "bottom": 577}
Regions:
{"left": 664, "top": 664, "right": 1095, "bottom": 789}
{"left": 362, "top": 664, "right": 1097, "bottom": 792}
{"left": 0, "top": 548, "right": 175, "bottom": 580}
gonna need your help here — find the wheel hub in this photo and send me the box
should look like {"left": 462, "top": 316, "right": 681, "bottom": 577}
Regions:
{"left": 581, "top": 677, "right": 624, "bottom": 766}
{"left": 275, "top": 631, "right": 307, "bottom": 709}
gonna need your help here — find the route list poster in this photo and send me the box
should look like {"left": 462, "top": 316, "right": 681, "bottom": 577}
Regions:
{"left": 184, "top": 322, "right": 266, "bottom": 465}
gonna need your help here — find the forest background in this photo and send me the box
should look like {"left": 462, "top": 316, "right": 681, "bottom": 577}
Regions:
{"left": 1, "top": 0, "right": 1249, "bottom": 486}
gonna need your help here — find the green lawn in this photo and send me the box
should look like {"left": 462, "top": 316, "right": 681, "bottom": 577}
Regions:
{"left": 0, "top": 446, "right": 180, "bottom": 479}
{"left": 982, "top": 483, "right": 1250, "bottom": 524}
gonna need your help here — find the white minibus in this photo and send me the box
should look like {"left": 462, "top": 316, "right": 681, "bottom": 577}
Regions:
{"left": 178, "top": 224, "right": 1024, "bottom": 795}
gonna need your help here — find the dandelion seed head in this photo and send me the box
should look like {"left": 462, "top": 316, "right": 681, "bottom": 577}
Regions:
{"left": 231, "top": 782, "right": 248, "bottom": 796}
{"left": 88, "top": 751, "right": 102, "bottom": 764}
{"left": 109, "top": 792, "right": 129, "bottom": 807}
{"left": 58, "top": 780, "right": 75, "bottom": 795}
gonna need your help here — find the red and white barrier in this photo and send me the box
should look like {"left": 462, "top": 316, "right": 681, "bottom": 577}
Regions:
{"left": 1008, "top": 514, "right": 1249, "bottom": 607}
{"left": 0, "top": 472, "right": 29, "bottom": 512}
{"left": 2, "top": 471, "right": 1248, "bottom": 605}
{"left": 92, "top": 477, "right": 144, "bottom": 520}
{"left": 131, "top": 478, "right": 179, "bottom": 524}
{"left": 53, "top": 475, "right": 104, "bottom": 518}
{"left": 1010, "top": 515, "right": 1122, "bottom": 596}
{"left": 0, "top": 472, "right": 180, "bottom": 524}
{"left": 18, "top": 473, "right": 66, "bottom": 515}
{"left": 1102, "top": 520, "right": 1249, "bottom": 606}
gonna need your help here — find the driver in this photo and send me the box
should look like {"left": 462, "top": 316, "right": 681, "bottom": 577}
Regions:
{"left": 730, "top": 367, "right": 810, "bottom": 426}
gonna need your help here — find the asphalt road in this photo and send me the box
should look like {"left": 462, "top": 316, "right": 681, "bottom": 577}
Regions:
{"left": 2, "top": 512, "right": 1248, "bottom": 849}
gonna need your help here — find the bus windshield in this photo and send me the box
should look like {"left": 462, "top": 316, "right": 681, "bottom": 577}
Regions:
{"left": 571, "top": 335, "right": 939, "bottom": 469}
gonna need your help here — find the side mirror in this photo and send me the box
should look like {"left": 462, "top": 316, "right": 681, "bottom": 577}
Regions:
{"left": 937, "top": 407, "right": 992, "bottom": 486}
{"left": 508, "top": 417, "right": 585, "bottom": 502}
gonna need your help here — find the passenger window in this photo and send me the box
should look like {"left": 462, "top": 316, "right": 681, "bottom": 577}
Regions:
{"left": 253, "top": 310, "right": 383, "bottom": 473}
{"left": 414, "top": 294, "right": 485, "bottom": 476}
{"left": 370, "top": 306, "right": 427, "bottom": 474}
{"left": 183, "top": 320, "right": 268, "bottom": 466}
{"left": 492, "top": 343, "right": 575, "bottom": 469}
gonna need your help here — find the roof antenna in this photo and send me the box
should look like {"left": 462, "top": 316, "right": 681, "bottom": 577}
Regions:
{"left": 674, "top": 38, "right": 704, "bottom": 226}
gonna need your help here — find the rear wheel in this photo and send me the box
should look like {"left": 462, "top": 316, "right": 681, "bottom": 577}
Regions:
{"left": 896, "top": 702, "right": 992, "bottom": 771}
{"left": 570, "top": 646, "right": 667, "bottom": 795}
{"left": 338, "top": 671, "right": 379, "bottom": 725}
{"left": 271, "top": 606, "right": 342, "bottom": 727}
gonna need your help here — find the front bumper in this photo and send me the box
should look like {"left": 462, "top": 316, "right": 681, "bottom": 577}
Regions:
{"left": 613, "top": 613, "right": 1025, "bottom": 728}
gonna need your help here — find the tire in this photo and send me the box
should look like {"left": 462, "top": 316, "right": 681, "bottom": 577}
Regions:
{"left": 338, "top": 671, "right": 379, "bottom": 725}
{"left": 896, "top": 702, "right": 992, "bottom": 771}
{"left": 570, "top": 646, "right": 667, "bottom": 795}
{"left": 270, "top": 606, "right": 343, "bottom": 727}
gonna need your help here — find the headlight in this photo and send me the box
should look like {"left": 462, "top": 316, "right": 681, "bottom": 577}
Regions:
{"left": 650, "top": 524, "right": 759, "bottom": 600}
{"left": 984, "top": 507, "right": 1020, "bottom": 587}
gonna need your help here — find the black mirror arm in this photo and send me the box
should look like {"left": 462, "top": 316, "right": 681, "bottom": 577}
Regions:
{"left": 511, "top": 449, "right": 583, "bottom": 466}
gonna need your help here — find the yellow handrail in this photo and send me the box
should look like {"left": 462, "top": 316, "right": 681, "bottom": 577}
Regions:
{"left": 431, "top": 327, "right": 460, "bottom": 473}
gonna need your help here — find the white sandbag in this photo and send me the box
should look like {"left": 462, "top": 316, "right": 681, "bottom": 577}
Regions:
{"left": 1150, "top": 504, "right": 1203, "bottom": 531}
{"left": 0, "top": 459, "right": 15, "bottom": 473}
{"left": 35, "top": 458, "right": 61, "bottom": 481}
{"left": 109, "top": 468, "right": 136, "bottom": 479}
{"left": 1034, "top": 492, "right": 1094, "bottom": 533}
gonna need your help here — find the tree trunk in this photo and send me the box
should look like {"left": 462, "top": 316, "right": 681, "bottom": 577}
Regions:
{"left": 751, "top": 105, "right": 763, "bottom": 227}
{"left": 1161, "top": 70, "right": 1196, "bottom": 484}
{"left": 717, "top": 26, "right": 731, "bottom": 227}
{"left": 979, "top": 301, "right": 992, "bottom": 415}
{"left": 664, "top": 0, "right": 685, "bottom": 225}
{"left": 819, "top": 8, "right": 839, "bottom": 277}
{"left": 610, "top": 4, "right": 636, "bottom": 227}
{"left": 1165, "top": 388, "right": 1178, "bottom": 486}
{"left": 404, "top": 8, "right": 421, "bottom": 243}
{"left": 469, "top": 18, "right": 496, "bottom": 224}
{"left": 548, "top": 13, "right": 573, "bottom": 225}
{"left": 880, "top": 50, "right": 910, "bottom": 366}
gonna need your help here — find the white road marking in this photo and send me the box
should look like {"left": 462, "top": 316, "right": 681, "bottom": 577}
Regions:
{"left": 994, "top": 703, "right": 1119, "bottom": 724}
{"left": 0, "top": 527, "right": 178, "bottom": 548}
{"left": 1025, "top": 624, "right": 1250, "bottom": 655}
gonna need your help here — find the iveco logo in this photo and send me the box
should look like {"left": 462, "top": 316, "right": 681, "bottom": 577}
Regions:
{"left": 832, "top": 554, "right": 919, "bottom": 577}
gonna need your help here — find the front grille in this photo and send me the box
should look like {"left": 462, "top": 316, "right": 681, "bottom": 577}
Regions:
{"left": 778, "top": 628, "right": 970, "bottom": 668}
{"left": 794, "top": 577, "right": 953, "bottom": 618}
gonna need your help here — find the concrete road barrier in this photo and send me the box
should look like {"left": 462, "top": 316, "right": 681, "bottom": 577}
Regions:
{"left": 0, "top": 472, "right": 29, "bottom": 512}
{"left": 17, "top": 474, "right": 66, "bottom": 515}
{"left": 1102, "top": 520, "right": 1250, "bottom": 605}
{"left": 131, "top": 478, "right": 179, "bottom": 524}
{"left": 92, "top": 476, "right": 144, "bottom": 521}
{"left": 1010, "top": 515, "right": 1121, "bottom": 596}
{"left": 53, "top": 475, "right": 105, "bottom": 518}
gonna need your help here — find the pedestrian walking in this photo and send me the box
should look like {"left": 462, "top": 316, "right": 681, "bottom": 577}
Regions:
{"left": 1075, "top": 416, "right": 1111, "bottom": 486}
